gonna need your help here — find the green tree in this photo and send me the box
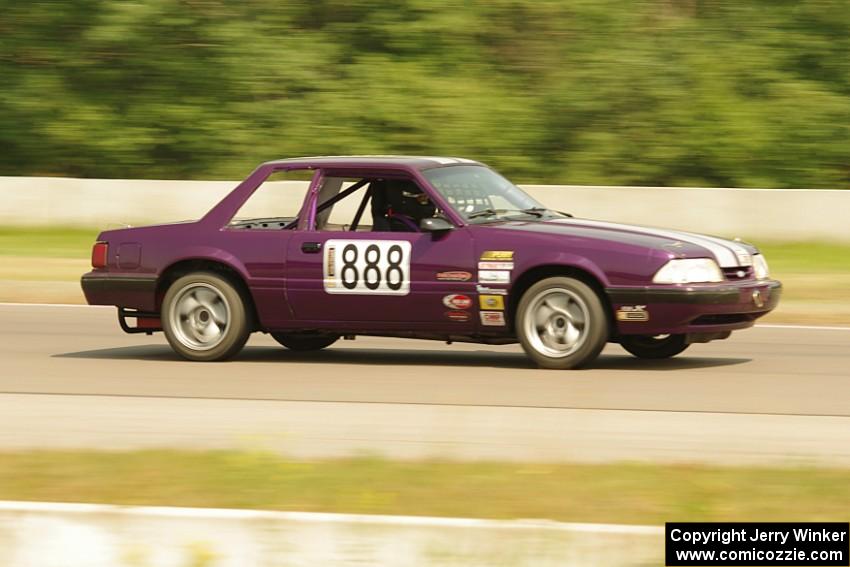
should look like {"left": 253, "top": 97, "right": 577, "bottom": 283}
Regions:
{"left": 0, "top": 0, "right": 848, "bottom": 187}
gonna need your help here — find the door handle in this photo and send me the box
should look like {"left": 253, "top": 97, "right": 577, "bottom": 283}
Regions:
{"left": 301, "top": 242, "right": 322, "bottom": 254}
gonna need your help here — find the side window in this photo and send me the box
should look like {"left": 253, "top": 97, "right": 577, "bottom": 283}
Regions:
{"left": 228, "top": 169, "right": 315, "bottom": 229}
{"left": 320, "top": 177, "right": 373, "bottom": 231}
{"left": 317, "top": 174, "right": 440, "bottom": 233}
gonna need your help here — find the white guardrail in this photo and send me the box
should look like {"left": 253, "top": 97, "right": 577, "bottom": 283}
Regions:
{"left": 1, "top": 176, "right": 849, "bottom": 242}
{"left": 0, "top": 501, "right": 662, "bottom": 567}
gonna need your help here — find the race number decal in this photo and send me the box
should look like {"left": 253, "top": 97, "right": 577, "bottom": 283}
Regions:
{"left": 323, "top": 240, "right": 411, "bottom": 295}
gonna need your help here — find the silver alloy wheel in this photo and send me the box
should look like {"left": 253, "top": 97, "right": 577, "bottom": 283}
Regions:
{"left": 523, "top": 287, "right": 590, "bottom": 358}
{"left": 168, "top": 283, "right": 231, "bottom": 351}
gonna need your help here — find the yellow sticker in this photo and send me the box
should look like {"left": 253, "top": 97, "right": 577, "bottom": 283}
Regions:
{"left": 480, "top": 250, "right": 514, "bottom": 261}
{"left": 616, "top": 306, "right": 649, "bottom": 322}
{"left": 479, "top": 294, "right": 505, "bottom": 310}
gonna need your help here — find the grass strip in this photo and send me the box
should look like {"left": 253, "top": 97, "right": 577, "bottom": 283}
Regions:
{"left": 757, "top": 242, "right": 850, "bottom": 274}
{"left": 1, "top": 450, "right": 848, "bottom": 525}
{"left": 0, "top": 227, "right": 100, "bottom": 258}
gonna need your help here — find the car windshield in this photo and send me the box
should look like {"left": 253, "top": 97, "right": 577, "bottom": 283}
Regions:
{"left": 423, "top": 165, "right": 563, "bottom": 223}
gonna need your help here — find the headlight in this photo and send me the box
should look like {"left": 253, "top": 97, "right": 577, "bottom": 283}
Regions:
{"left": 752, "top": 254, "right": 770, "bottom": 279}
{"left": 652, "top": 258, "right": 723, "bottom": 284}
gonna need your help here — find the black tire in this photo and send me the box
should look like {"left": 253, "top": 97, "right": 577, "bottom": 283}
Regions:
{"left": 516, "top": 276, "right": 609, "bottom": 369}
{"left": 161, "top": 271, "right": 250, "bottom": 361}
{"left": 272, "top": 332, "right": 339, "bottom": 351}
{"left": 620, "top": 334, "right": 689, "bottom": 359}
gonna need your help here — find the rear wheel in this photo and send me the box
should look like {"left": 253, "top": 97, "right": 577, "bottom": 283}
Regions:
{"left": 272, "top": 333, "right": 339, "bottom": 351}
{"left": 516, "top": 276, "right": 609, "bottom": 369}
{"left": 162, "top": 272, "right": 250, "bottom": 361}
{"left": 620, "top": 334, "right": 689, "bottom": 359}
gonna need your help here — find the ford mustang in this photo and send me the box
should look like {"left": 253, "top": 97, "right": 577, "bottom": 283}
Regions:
{"left": 81, "top": 156, "right": 781, "bottom": 369}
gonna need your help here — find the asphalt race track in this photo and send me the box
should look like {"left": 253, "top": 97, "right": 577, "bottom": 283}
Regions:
{"left": 2, "top": 304, "right": 849, "bottom": 466}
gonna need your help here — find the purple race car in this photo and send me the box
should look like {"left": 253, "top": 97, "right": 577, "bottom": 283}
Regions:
{"left": 81, "top": 156, "right": 781, "bottom": 369}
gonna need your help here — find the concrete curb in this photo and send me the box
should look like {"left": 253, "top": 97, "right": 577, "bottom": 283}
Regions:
{"left": 0, "top": 500, "right": 663, "bottom": 566}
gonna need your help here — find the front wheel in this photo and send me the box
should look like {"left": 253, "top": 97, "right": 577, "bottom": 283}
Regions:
{"left": 516, "top": 276, "right": 609, "bottom": 369}
{"left": 620, "top": 334, "right": 689, "bottom": 359}
{"left": 162, "top": 272, "right": 250, "bottom": 361}
{"left": 272, "top": 333, "right": 339, "bottom": 351}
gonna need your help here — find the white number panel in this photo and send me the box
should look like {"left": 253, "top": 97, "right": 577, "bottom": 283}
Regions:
{"left": 323, "top": 240, "right": 411, "bottom": 295}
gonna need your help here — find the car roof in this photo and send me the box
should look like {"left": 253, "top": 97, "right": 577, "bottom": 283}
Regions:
{"left": 261, "top": 155, "right": 483, "bottom": 171}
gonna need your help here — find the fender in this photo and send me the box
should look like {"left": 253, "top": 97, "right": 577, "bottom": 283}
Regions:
{"left": 513, "top": 251, "right": 612, "bottom": 290}
{"left": 157, "top": 246, "right": 252, "bottom": 284}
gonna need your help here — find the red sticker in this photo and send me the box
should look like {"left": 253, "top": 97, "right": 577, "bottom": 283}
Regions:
{"left": 442, "top": 294, "right": 472, "bottom": 310}
{"left": 446, "top": 310, "right": 471, "bottom": 322}
{"left": 436, "top": 271, "right": 472, "bottom": 282}
{"left": 480, "top": 311, "right": 506, "bottom": 326}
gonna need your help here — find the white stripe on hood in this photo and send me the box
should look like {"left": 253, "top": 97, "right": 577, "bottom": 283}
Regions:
{"left": 558, "top": 219, "right": 748, "bottom": 267}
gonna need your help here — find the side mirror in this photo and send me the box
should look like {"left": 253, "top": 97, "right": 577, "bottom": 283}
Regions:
{"left": 420, "top": 217, "right": 454, "bottom": 233}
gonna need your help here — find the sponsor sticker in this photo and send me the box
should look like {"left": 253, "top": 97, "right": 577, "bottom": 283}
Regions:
{"left": 480, "top": 250, "right": 514, "bottom": 261}
{"left": 476, "top": 285, "right": 508, "bottom": 296}
{"left": 436, "top": 271, "right": 472, "bottom": 282}
{"left": 446, "top": 310, "right": 471, "bottom": 322}
{"left": 479, "top": 294, "right": 505, "bottom": 310}
{"left": 480, "top": 311, "right": 506, "bottom": 326}
{"left": 616, "top": 305, "right": 649, "bottom": 322}
{"left": 478, "top": 261, "right": 514, "bottom": 270}
{"left": 443, "top": 294, "right": 472, "bottom": 310}
{"left": 479, "top": 270, "right": 510, "bottom": 284}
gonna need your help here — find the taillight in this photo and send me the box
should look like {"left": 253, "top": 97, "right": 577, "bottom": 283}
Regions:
{"left": 91, "top": 242, "right": 108, "bottom": 268}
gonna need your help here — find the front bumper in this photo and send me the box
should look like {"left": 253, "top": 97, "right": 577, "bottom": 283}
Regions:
{"left": 81, "top": 272, "right": 158, "bottom": 312}
{"left": 606, "top": 279, "right": 782, "bottom": 336}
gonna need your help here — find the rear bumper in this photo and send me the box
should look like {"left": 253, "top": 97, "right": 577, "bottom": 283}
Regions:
{"left": 606, "top": 279, "right": 782, "bottom": 336}
{"left": 81, "top": 272, "right": 158, "bottom": 312}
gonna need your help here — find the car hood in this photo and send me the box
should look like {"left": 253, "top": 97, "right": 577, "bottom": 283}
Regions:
{"left": 488, "top": 217, "right": 756, "bottom": 268}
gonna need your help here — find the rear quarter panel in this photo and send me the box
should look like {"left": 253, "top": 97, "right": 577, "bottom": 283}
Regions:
{"left": 92, "top": 223, "right": 293, "bottom": 327}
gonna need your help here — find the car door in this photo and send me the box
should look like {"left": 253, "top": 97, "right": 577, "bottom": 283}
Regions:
{"left": 286, "top": 228, "right": 477, "bottom": 331}
{"left": 284, "top": 170, "right": 477, "bottom": 331}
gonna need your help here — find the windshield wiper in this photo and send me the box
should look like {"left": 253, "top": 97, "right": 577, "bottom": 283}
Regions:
{"left": 522, "top": 207, "right": 573, "bottom": 218}
{"left": 467, "top": 208, "right": 499, "bottom": 220}
{"left": 467, "top": 208, "right": 544, "bottom": 220}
